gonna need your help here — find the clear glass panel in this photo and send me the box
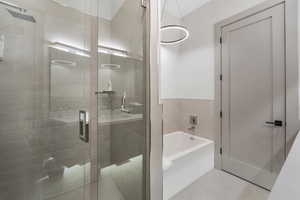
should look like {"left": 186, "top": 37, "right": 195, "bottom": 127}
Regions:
{"left": 0, "top": 1, "right": 97, "bottom": 200}
{"left": 97, "top": 0, "right": 146, "bottom": 200}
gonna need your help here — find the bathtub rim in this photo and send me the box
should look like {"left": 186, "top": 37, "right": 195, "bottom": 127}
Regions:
{"left": 163, "top": 131, "right": 214, "bottom": 162}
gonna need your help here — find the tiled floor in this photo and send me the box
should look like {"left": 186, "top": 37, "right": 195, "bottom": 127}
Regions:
{"left": 51, "top": 155, "right": 143, "bottom": 200}
{"left": 171, "top": 169, "right": 270, "bottom": 200}
{"left": 50, "top": 168, "right": 270, "bottom": 200}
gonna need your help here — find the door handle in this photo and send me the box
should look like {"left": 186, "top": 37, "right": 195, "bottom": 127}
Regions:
{"left": 265, "top": 120, "right": 283, "bottom": 127}
{"left": 79, "top": 110, "right": 89, "bottom": 142}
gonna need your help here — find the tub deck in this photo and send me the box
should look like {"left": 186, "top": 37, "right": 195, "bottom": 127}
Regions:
{"left": 163, "top": 132, "right": 215, "bottom": 199}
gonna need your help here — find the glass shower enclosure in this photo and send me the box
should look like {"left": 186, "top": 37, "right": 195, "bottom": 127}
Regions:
{"left": 97, "top": 0, "right": 148, "bottom": 200}
{"left": 0, "top": 0, "right": 148, "bottom": 200}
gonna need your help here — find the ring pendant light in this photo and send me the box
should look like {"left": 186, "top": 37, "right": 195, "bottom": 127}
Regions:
{"left": 160, "top": 0, "right": 190, "bottom": 45}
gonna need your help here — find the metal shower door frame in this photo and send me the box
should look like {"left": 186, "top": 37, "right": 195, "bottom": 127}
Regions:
{"left": 92, "top": 0, "right": 153, "bottom": 200}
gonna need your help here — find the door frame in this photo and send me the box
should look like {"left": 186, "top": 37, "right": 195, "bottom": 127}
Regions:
{"left": 148, "top": 0, "right": 164, "bottom": 200}
{"left": 214, "top": 0, "right": 299, "bottom": 170}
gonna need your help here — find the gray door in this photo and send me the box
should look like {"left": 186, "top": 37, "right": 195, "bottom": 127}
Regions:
{"left": 221, "top": 3, "right": 285, "bottom": 190}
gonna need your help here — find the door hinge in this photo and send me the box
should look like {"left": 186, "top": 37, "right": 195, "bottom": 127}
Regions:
{"left": 220, "top": 111, "right": 223, "bottom": 118}
{"left": 220, "top": 148, "right": 223, "bottom": 155}
{"left": 141, "top": 0, "right": 147, "bottom": 8}
{"left": 220, "top": 37, "right": 222, "bottom": 44}
{"left": 220, "top": 74, "right": 223, "bottom": 81}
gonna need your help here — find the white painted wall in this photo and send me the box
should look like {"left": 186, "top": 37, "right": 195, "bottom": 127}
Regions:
{"left": 161, "top": 0, "right": 212, "bottom": 18}
{"left": 268, "top": 131, "right": 300, "bottom": 200}
{"left": 160, "top": 0, "right": 272, "bottom": 99}
{"left": 160, "top": 46, "right": 181, "bottom": 98}
{"left": 160, "top": 12, "right": 184, "bottom": 99}
{"left": 268, "top": 1, "right": 300, "bottom": 198}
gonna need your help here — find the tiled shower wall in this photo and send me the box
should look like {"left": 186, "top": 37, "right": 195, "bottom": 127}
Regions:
{"left": 0, "top": 3, "right": 93, "bottom": 199}
{"left": 97, "top": 0, "right": 146, "bottom": 169}
{"left": 98, "top": 53, "right": 145, "bottom": 168}
{"left": 162, "top": 99, "right": 215, "bottom": 141}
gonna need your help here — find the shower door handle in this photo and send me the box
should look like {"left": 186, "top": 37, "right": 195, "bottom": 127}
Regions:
{"left": 265, "top": 120, "right": 283, "bottom": 127}
{"left": 79, "top": 111, "right": 89, "bottom": 142}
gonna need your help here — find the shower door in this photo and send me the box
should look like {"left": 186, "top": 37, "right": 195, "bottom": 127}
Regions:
{"left": 97, "top": 0, "right": 149, "bottom": 200}
{"left": 0, "top": 1, "right": 98, "bottom": 200}
{"left": 221, "top": 3, "right": 285, "bottom": 190}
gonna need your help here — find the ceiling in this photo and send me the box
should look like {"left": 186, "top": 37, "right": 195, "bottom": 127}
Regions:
{"left": 52, "top": 0, "right": 125, "bottom": 20}
{"left": 162, "top": 0, "right": 212, "bottom": 18}
{"left": 52, "top": 0, "right": 212, "bottom": 20}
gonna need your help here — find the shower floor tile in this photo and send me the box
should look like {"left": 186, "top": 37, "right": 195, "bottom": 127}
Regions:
{"left": 170, "top": 169, "right": 270, "bottom": 200}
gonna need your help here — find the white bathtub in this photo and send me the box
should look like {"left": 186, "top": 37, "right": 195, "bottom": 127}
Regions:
{"left": 163, "top": 132, "right": 214, "bottom": 200}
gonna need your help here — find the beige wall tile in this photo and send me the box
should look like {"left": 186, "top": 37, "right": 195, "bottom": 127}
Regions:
{"left": 162, "top": 99, "right": 183, "bottom": 134}
{"left": 162, "top": 99, "right": 215, "bottom": 141}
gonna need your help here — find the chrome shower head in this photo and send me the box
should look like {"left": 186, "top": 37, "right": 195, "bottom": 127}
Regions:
{"left": 7, "top": 9, "right": 36, "bottom": 23}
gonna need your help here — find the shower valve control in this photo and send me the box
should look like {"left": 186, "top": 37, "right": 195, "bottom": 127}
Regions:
{"left": 190, "top": 115, "right": 198, "bottom": 126}
{"left": 79, "top": 110, "right": 89, "bottom": 143}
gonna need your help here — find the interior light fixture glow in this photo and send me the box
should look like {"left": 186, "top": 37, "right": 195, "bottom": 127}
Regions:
{"left": 51, "top": 0, "right": 66, "bottom": 6}
{"left": 75, "top": 51, "right": 90, "bottom": 57}
{"left": 51, "top": 59, "right": 77, "bottom": 67}
{"left": 98, "top": 48, "right": 110, "bottom": 54}
{"left": 98, "top": 45, "right": 129, "bottom": 58}
{"left": 112, "top": 52, "right": 128, "bottom": 58}
{"left": 160, "top": 25, "right": 190, "bottom": 46}
{"left": 101, "top": 64, "right": 121, "bottom": 69}
{"left": 49, "top": 42, "right": 130, "bottom": 58}
{"left": 50, "top": 46, "right": 70, "bottom": 53}
{"left": 49, "top": 42, "right": 90, "bottom": 58}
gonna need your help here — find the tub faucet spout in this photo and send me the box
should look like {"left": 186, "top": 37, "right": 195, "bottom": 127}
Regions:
{"left": 188, "top": 126, "right": 196, "bottom": 134}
